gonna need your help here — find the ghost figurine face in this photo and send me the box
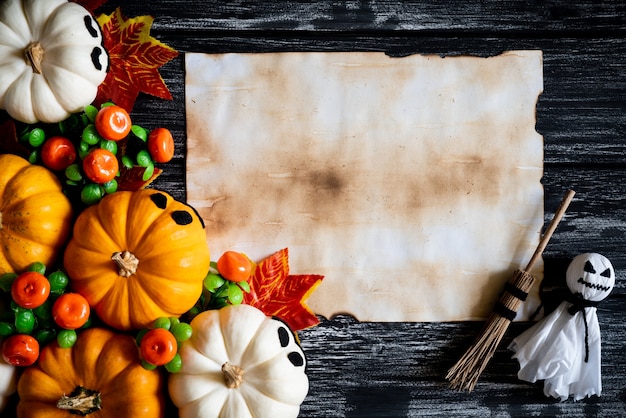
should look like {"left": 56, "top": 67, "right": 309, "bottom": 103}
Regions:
{"left": 566, "top": 252, "right": 615, "bottom": 302}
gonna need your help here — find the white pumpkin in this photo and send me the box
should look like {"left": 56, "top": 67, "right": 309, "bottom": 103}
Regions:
{"left": 168, "top": 304, "right": 309, "bottom": 418}
{"left": 0, "top": 347, "right": 18, "bottom": 413}
{"left": 0, "top": 0, "right": 108, "bottom": 123}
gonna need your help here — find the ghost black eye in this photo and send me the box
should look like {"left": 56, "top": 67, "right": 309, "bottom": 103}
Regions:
{"left": 583, "top": 260, "right": 596, "bottom": 274}
{"left": 600, "top": 268, "right": 612, "bottom": 278}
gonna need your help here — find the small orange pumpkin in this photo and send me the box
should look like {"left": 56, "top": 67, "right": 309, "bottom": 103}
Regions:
{"left": 16, "top": 327, "right": 164, "bottom": 417}
{"left": 63, "top": 189, "right": 210, "bottom": 330}
{"left": 0, "top": 154, "right": 73, "bottom": 275}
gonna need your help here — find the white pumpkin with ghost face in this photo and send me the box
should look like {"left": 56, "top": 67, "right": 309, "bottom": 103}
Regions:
{"left": 566, "top": 252, "right": 615, "bottom": 302}
{"left": 0, "top": 0, "right": 109, "bottom": 123}
{"left": 168, "top": 304, "right": 309, "bottom": 418}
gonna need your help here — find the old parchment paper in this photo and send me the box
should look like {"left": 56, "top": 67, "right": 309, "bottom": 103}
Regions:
{"left": 185, "top": 51, "right": 544, "bottom": 322}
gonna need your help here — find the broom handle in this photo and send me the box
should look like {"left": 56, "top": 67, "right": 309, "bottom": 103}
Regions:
{"left": 525, "top": 189, "right": 576, "bottom": 272}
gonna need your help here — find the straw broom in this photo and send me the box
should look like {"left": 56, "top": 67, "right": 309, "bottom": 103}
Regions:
{"left": 446, "top": 189, "right": 576, "bottom": 392}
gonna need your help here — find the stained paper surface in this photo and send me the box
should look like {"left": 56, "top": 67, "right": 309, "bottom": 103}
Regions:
{"left": 185, "top": 51, "right": 544, "bottom": 322}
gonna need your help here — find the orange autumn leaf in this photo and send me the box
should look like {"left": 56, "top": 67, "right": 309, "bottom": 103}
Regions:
{"left": 95, "top": 8, "right": 179, "bottom": 112}
{"left": 244, "top": 248, "right": 323, "bottom": 331}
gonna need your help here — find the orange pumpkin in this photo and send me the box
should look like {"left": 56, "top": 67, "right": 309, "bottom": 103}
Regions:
{"left": 16, "top": 327, "right": 164, "bottom": 418}
{"left": 63, "top": 189, "right": 211, "bottom": 330}
{"left": 0, "top": 154, "right": 73, "bottom": 275}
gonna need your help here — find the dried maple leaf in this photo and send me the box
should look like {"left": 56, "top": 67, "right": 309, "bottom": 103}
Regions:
{"left": 117, "top": 165, "right": 163, "bottom": 191}
{"left": 71, "top": 0, "right": 109, "bottom": 12}
{"left": 95, "top": 8, "right": 179, "bottom": 112}
{"left": 244, "top": 248, "right": 324, "bottom": 331}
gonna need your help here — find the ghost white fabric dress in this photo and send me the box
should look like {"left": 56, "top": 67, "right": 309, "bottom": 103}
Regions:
{"left": 509, "top": 253, "right": 615, "bottom": 401}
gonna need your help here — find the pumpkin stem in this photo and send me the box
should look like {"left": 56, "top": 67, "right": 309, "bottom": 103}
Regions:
{"left": 25, "top": 42, "right": 45, "bottom": 74}
{"left": 57, "top": 386, "right": 102, "bottom": 415}
{"left": 222, "top": 362, "right": 244, "bottom": 388}
{"left": 111, "top": 251, "right": 139, "bottom": 277}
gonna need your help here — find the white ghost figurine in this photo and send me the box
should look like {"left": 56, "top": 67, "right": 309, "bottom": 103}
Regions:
{"left": 509, "top": 253, "right": 615, "bottom": 401}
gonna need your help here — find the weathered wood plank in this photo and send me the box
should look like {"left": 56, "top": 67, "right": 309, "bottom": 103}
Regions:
{"left": 541, "top": 167, "right": 626, "bottom": 294}
{"left": 97, "top": 1, "right": 626, "bottom": 34}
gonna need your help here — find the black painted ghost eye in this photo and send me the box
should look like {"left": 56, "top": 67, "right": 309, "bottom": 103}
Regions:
{"left": 91, "top": 47, "right": 104, "bottom": 71}
{"left": 600, "top": 268, "right": 612, "bottom": 278}
{"left": 288, "top": 351, "right": 305, "bottom": 367}
{"left": 84, "top": 15, "right": 99, "bottom": 38}
{"left": 150, "top": 192, "right": 168, "bottom": 209}
{"left": 584, "top": 260, "right": 596, "bottom": 274}
{"left": 278, "top": 326, "right": 290, "bottom": 348}
{"left": 172, "top": 210, "right": 193, "bottom": 225}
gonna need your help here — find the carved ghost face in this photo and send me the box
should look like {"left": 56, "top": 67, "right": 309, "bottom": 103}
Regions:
{"left": 566, "top": 253, "right": 615, "bottom": 302}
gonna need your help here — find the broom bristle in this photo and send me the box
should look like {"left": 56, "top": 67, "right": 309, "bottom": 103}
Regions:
{"left": 446, "top": 269, "right": 536, "bottom": 391}
{"left": 446, "top": 315, "right": 511, "bottom": 391}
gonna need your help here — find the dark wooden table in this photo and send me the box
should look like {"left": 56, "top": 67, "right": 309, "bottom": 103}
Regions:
{"left": 37, "top": 1, "right": 626, "bottom": 416}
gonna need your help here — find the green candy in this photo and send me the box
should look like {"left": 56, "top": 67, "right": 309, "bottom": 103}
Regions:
{"left": 57, "top": 329, "right": 77, "bottom": 348}
{"left": 136, "top": 150, "right": 152, "bottom": 167}
{"left": 28, "top": 261, "right": 46, "bottom": 275}
{"left": 28, "top": 128, "right": 46, "bottom": 147}
{"left": 82, "top": 124, "right": 102, "bottom": 145}
{"left": 153, "top": 317, "right": 171, "bottom": 331}
{"left": 0, "top": 322, "right": 15, "bottom": 337}
{"left": 81, "top": 183, "right": 104, "bottom": 205}
{"left": 48, "top": 270, "right": 70, "bottom": 293}
{"left": 131, "top": 125, "right": 148, "bottom": 142}
{"left": 102, "top": 179, "right": 118, "bottom": 194}
{"left": 170, "top": 322, "right": 192, "bottom": 342}
{"left": 35, "top": 328, "right": 57, "bottom": 345}
{"left": 65, "top": 164, "right": 83, "bottom": 182}
{"left": 141, "top": 359, "right": 158, "bottom": 370}
{"left": 78, "top": 140, "right": 92, "bottom": 159}
{"left": 28, "top": 149, "right": 40, "bottom": 164}
{"left": 142, "top": 162, "right": 155, "bottom": 181}
{"left": 84, "top": 104, "right": 99, "bottom": 123}
{"left": 0, "top": 273, "right": 18, "bottom": 292}
{"left": 228, "top": 282, "right": 244, "bottom": 305}
{"left": 99, "top": 139, "right": 118, "bottom": 155}
{"left": 238, "top": 281, "right": 251, "bottom": 293}
{"left": 15, "top": 309, "right": 36, "bottom": 334}
{"left": 135, "top": 328, "right": 149, "bottom": 347}
{"left": 164, "top": 353, "right": 182, "bottom": 373}
{"left": 203, "top": 273, "right": 225, "bottom": 292}
{"left": 121, "top": 155, "right": 134, "bottom": 169}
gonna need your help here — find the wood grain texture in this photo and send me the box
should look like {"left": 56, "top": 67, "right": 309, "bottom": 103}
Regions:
{"left": 12, "top": 1, "right": 622, "bottom": 416}
{"left": 98, "top": 1, "right": 626, "bottom": 33}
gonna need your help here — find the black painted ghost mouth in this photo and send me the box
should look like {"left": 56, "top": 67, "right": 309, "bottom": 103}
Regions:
{"left": 578, "top": 277, "right": 612, "bottom": 292}
{"left": 578, "top": 260, "right": 613, "bottom": 292}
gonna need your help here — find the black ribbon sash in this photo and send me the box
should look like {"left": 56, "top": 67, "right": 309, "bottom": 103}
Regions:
{"left": 567, "top": 293, "right": 601, "bottom": 363}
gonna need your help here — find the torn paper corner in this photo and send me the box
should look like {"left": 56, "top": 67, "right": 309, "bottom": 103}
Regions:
{"left": 185, "top": 50, "right": 544, "bottom": 322}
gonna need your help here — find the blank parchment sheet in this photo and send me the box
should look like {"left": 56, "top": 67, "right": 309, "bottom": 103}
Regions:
{"left": 185, "top": 51, "right": 544, "bottom": 322}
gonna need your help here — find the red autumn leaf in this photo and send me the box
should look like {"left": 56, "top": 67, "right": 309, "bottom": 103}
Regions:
{"left": 95, "top": 8, "right": 179, "bottom": 112}
{"left": 244, "top": 248, "right": 324, "bottom": 331}
{"left": 71, "top": 0, "right": 109, "bottom": 12}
